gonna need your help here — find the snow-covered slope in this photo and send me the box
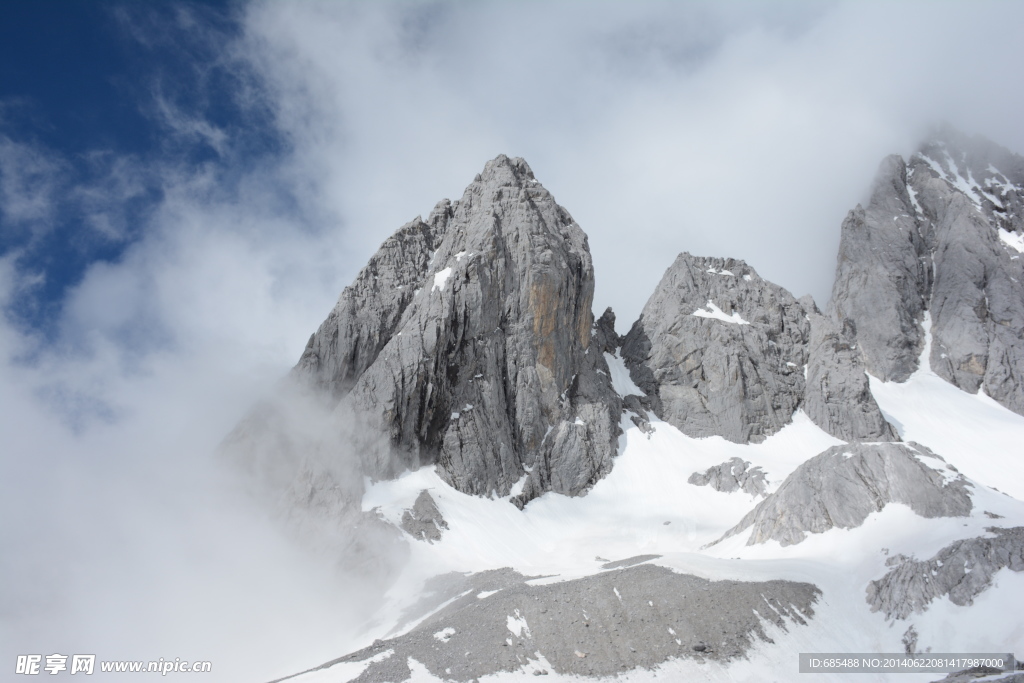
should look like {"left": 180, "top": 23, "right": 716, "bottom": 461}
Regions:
{"left": 248, "top": 133, "right": 1024, "bottom": 683}
{"left": 276, "top": 344, "right": 1024, "bottom": 683}
{"left": 872, "top": 317, "right": 1024, "bottom": 501}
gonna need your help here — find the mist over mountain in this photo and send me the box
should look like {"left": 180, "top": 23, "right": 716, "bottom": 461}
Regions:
{"left": 231, "top": 128, "right": 1024, "bottom": 683}
{"left": 4, "top": 4, "right": 1024, "bottom": 682}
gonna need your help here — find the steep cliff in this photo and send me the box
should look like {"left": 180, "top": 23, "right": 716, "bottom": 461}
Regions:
{"left": 232, "top": 155, "right": 621, "bottom": 517}
{"left": 829, "top": 128, "right": 1024, "bottom": 415}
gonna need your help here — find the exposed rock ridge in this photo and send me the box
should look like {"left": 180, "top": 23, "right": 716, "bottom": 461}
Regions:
{"left": 912, "top": 133, "right": 1024, "bottom": 414}
{"left": 620, "top": 254, "right": 810, "bottom": 444}
{"left": 294, "top": 155, "right": 621, "bottom": 502}
{"left": 828, "top": 127, "right": 1024, "bottom": 416}
{"left": 802, "top": 296, "right": 900, "bottom": 442}
{"left": 591, "top": 307, "right": 620, "bottom": 355}
{"left": 867, "top": 526, "right": 1024, "bottom": 620}
{"left": 828, "top": 154, "right": 931, "bottom": 382}
{"left": 917, "top": 125, "right": 1024, "bottom": 236}
{"left": 399, "top": 490, "right": 448, "bottom": 543}
{"left": 294, "top": 203, "right": 453, "bottom": 399}
{"left": 688, "top": 458, "right": 768, "bottom": 497}
{"left": 279, "top": 564, "right": 820, "bottom": 682}
{"left": 620, "top": 254, "right": 896, "bottom": 443}
{"left": 716, "top": 442, "right": 973, "bottom": 547}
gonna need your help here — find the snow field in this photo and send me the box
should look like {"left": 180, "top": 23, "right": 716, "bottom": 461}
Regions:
{"left": 299, "top": 316, "right": 1024, "bottom": 681}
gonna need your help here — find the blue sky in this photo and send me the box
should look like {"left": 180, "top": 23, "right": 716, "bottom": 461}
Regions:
{"left": 6, "top": 0, "right": 1024, "bottom": 351}
{"left": 3, "top": 2, "right": 1024, "bottom": 680}
{"left": 0, "top": 1, "right": 286, "bottom": 337}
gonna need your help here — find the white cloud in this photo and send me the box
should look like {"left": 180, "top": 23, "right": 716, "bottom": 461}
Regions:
{"left": 0, "top": 135, "right": 66, "bottom": 232}
{"left": 240, "top": 0, "right": 1024, "bottom": 321}
{"left": 4, "top": 1, "right": 1024, "bottom": 679}
{"left": 0, "top": 157, "right": 380, "bottom": 681}
{"left": 152, "top": 88, "right": 230, "bottom": 157}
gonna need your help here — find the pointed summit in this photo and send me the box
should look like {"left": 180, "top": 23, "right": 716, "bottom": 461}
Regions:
{"left": 828, "top": 126, "right": 1024, "bottom": 415}
{"left": 242, "top": 155, "right": 622, "bottom": 515}
{"left": 621, "top": 253, "right": 810, "bottom": 443}
{"left": 477, "top": 153, "right": 537, "bottom": 184}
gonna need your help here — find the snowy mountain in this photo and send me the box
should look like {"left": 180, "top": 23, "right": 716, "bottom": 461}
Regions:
{"left": 226, "top": 128, "right": 1024, "bottom": 683}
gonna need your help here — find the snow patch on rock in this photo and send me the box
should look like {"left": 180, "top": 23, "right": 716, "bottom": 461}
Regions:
{"left": 692, "top": 300, "right": 750, "bottom": 325}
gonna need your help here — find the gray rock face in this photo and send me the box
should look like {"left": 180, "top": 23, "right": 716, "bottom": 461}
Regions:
{"left": 803, "top": 300, "right": 900, "bottom": 442}
{"left": 916, "top": 126, "right": 1024, "bottom": 236}
{"left": 717, "top": 442, "right": 973, "bottom": 547}
{"left": 280, "top": 564, "right": 820, "bottom": 682}
{"left": 909, "top": 134, "right": 1024, "bottom": 415}
{"left": 399, "top": 490, "right": 448, "bottom": 543}
{"left": 688, "top": 458, "right": 768, "bottom": 497}
{"left": 295, "top": 208, "right": 451, "bottom": 400}
{"left": 223, "top": 155, "right": 622, "bottom": 584}
{"left": 591, "top": 307, "right": 620, "bottom": 355}
{"left": 828, "top": 154, "right": 931, "bottom": 382}
{"left": 828, "top": 128, "right": 1024, "bottom": 416}
{"left": 621, "top": 254, "right": 809, "bottom": 444}
{"left": 867, "top": 526, "right": 1024, "bottom": 620}
{"left": 296, "top": 155, "right": 621, "bottom": 501}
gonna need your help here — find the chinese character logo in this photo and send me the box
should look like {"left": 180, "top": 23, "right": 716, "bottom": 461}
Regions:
{"left": 70, "top": 655, "right": 95, "bottom": 675}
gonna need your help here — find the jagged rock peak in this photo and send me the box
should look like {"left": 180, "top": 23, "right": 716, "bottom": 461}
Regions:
{"left": 293, "top": 155, "right": 549, "bottom": 400}
{"left": 828, "top": 153, "right": 929, "bottom": 382}
{"left": 291, "top": 154, "right": 622, "bottom": 503}
{"left": 915, "top": 125, "right": 1024, "bottom": 235}
{"left": 802, "top": 295, "right": 900, "bottom": 443}
{"left": 828, "top": 126, "right": 1024, "bottom": 415}
{"left": 477, "top": 153, "right": 537, "bottom": 183}
{"left": 621, "top": 253, "right": 809, "bottom": 444}
{"left": 591, "top": 307, "right": 620, "bottom": 355}
{"left": 910, "top": 131, "right": 1024, "bottom": 413}
{"left": 715, "top": 442, "right": 973, "bottom": 547}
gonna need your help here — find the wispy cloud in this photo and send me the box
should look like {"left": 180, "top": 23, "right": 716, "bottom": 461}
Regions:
{"left": 3, "top": 1, "right": 1024, "bottom": 679}
{"left": 240, "top": 0, "right": 1024, "bottom": 320}
{"left": 0, "top": 135, "right": 67, "bottom": 231}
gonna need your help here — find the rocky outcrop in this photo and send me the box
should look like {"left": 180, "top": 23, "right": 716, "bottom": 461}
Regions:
{"left": 910, "top": 134, "right": 1024, "bottom": 415}
{"left": 828, "top": 155, "right": 931, "bottom": 382}
{"left": 337, "top": 156, "right": 621, "bottom": 500}
{"left": 828, "top": 128, "right": 1024, "bottom": 416}
{"left": 236, "top": 155, "right": 621, "bottom": 514}
{"left": 591, "top": 307, "right": 620, "bottom": 355}
{"left": 802, "top": 298, "right": 900, "bottom": 442}
{"left": 279, "top": 564, "right": 820, "bottom": 682}
{"left": 716, "top": 442, "right": 972, "bottom": 547}
{"left": 916, "top": 126, "right": 1024, "bottom": 236}
{"left": 867, "top": 526, "right": 1024, "bottom": 620}
{"left": 618, "top": 256, "right": 901, "bottom": 444}
{"left": 399, "top": 490, "right": 448, "bottom": 543}
{"left": 294, "top": 208, "right": 451, "bottom": 400}
{"left": 688, "top": 458, "right": 768, "bottom": 497}
{"left": 621, "top": 254, "right": 809, "bottom": 444}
